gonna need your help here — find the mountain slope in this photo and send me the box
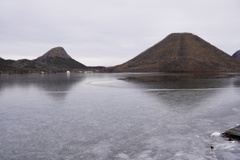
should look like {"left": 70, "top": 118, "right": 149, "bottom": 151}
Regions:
{"left": 0, "top": 58, "right": 14, "bottom": 71}
{"left": 110, "top": 33, "right": 240, "bottom": 72}
{"left": 232, "top": 50, "right": 240, "bottom": 60}
{"left": 0, "top": 58, "right": 29, "bottom": 73}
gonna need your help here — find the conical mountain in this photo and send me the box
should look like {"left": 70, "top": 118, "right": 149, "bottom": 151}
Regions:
{"left": 111, "top": 33, "right": 240, "bottom": 72}
{"left": 37, "top": 47, "right": 72, "bottom": 60}
{"left": 232, "top": 50, "right": 240, "bottom": 60}
{"left": 35, "top": 47, "right": 86, "bottom": 69}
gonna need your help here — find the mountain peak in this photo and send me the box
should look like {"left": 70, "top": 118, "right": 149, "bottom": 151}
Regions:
{"left": 167, "top": 32, "right": 195, "bottom": 36}
{"left": 163, "top": 32, "right": 202, "bottom": 43}
{"left": 37, "top": 47, "right": 72, "bottom": 60}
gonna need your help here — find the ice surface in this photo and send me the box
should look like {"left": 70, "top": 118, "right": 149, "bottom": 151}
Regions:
{"left": 0, "top": 73, "right": 240, "bottom": 159}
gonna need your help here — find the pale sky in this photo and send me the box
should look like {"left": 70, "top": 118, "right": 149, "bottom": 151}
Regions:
{"left": 0, "top": 0, "right": 239, "bottom": 66}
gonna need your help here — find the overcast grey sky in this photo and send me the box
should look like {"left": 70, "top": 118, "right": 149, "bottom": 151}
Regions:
{"left": 0, "top": 0, "right": 239, "bottom": 66}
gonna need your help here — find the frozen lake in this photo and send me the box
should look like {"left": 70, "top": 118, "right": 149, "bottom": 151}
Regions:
{"left": 0, "top": 73, "right": 240, "bottom": 160}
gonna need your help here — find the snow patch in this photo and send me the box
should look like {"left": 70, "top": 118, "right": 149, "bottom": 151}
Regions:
{"left": 211, "top": 132, "right": 221, "bottom": 137}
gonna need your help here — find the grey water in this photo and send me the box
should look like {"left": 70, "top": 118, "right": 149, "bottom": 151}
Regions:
{"left": 0, "top": 73, "right": 240, "bottom": 160}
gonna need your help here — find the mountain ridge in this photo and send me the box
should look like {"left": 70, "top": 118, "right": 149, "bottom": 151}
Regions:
{"left": 1, "top": 33, "right": 240, "bottom": 74}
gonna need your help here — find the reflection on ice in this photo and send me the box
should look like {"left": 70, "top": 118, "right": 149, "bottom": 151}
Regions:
{"left": 0, "top": 74, "right": 85, "bottom": 99}
{"left": 120, "top": 73, "right": 234, "bottom": 89}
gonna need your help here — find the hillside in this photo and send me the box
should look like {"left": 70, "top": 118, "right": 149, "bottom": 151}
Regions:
{"left": 0, "top": 47, "right": 87, "bottom": 74}
{"left": 232, "top": 50, "right": 240, "bottom": 60}
{"left": 0, "top": 58, "right": 14, "bottom": 71}
{"left": 109, "top": 33, "right": 240, "bottom": 72}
